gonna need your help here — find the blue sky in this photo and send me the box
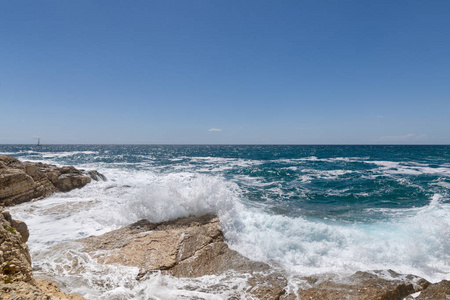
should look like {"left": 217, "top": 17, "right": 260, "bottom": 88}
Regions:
{"left": 1, "top": 0, "right": 449, "bottom": 144}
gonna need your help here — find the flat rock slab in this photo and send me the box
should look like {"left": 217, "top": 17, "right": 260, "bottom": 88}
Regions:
{"left": 79, "top": 214, "right": 287, "bottom": 299}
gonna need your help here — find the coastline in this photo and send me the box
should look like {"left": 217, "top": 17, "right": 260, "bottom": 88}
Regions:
{"left": 1, "top": 155, "right": 450, "bottom": 299}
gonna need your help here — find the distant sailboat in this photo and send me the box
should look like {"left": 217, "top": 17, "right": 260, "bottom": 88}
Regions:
{"left": 37, "top": 138, "right": 41, "bottom": 146}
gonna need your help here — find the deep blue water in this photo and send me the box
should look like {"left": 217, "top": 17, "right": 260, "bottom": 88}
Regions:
{"left": 2, "top": 144, "right": 449, "bottom": 220}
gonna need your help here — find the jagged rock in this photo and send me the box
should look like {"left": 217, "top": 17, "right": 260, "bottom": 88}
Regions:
{"left": 0, "top": 155, "right": 106, "bottom": 206}
{"left": 0, "top": 210, "right": 33, "bottom": 284}
{"left": 2, "top": 211, "right": 29, "bottom": 243}
{"left": 415, "top": 280, "right": 450, "bottom": 299}
{"left": 0, "top": 209, "right": 84, "bottom": 299}
{"left": 281, "top": 270, "right": 429, "bottom": 300}
{"left": 79, "top": 214, "right": 287, "bottom": 299}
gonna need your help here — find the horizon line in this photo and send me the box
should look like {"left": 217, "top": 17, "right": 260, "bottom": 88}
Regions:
{"left": 1, "top": 143, "right": 450, "bottom": 146}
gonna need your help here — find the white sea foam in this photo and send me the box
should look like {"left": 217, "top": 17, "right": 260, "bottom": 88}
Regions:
{"left": 8, "top": 158, "right": 450, "bottom": 299}
{"left": 274, "top": 157, "right": 367, "bottom": 164}
{"left": 33, "top": 242, "right": 251, "bottom": 299}
{"left": 367, "top": 160, "right": 450, "bottom": 176}
{"left": 433, "top": 181, "right": 450, "bottom": 189}
{"left": 298, "top": 168, "right": 355, "bottom": 181}
{"left": 40, "top": 151, "right": 99, "bottom": 158}
{"left": 224, "top": 194, "right": 450, "bottom": 283}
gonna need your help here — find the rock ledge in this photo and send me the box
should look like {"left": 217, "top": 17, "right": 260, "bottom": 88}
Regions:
{"left": 0, "top": 155, "right": 105, "bottom": 206}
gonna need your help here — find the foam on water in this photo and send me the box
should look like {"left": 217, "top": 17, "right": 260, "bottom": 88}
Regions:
{"left": 367, "top": 160, "right": 450, "bottom": 176}
{"left": 11, "top": 168, "right": 450, "bottom": 292}
{"left": 224, "top": 193, "right": 450, "bottom": 282}
{"left": 9, "top": 168, "right": 248, "bottom": 298}
{"left": 4, "top": 145, "right": 450, "bottom": 298}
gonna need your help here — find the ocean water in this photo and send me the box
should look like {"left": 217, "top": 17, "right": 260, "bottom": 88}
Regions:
{"left": 2, "top": 145, "right": 450, "bottom": 299}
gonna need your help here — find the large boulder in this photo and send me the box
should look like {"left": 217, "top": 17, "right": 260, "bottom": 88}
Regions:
{"left": 79, "top": 214, "right": 287, "bottom": 299}
{"left": 0, "top": 155, "right": 105, "bottom": 206}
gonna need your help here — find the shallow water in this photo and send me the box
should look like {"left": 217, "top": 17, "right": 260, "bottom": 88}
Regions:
{"left": 3, "top": 145, "right": 450, "bottom": 298}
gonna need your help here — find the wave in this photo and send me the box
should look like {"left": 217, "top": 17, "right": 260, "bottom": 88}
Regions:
{"left": 5, "top": 147, "right": 450, "bottom": 298}
{"left": 10, "top": 166, "right": 450, "bottom": 284}
{"left": 225, "top": 193, "right": 450, "bottom": 282}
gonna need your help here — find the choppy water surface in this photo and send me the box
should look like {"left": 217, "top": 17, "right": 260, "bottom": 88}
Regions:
{"left": 2, "top": 145, "right": 450, "bottom": 298}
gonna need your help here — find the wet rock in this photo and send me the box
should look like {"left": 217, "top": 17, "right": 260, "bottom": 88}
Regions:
{"left": 282, "top": 270, "right": 429, "bottom": 300}
{"left": 0, "top": 155, "right": 106, "bottom": 206}
{"left": 415, "top": 280, "right": 450, "bottom": 299}
{"left": 55, "top": 173, "right": 91, "bottom": 192}
{"left": 87, "top": 170, "right": 107, "bottom": 181}
{"left": 79, "top": 214, "right": 287, "bottom": 299}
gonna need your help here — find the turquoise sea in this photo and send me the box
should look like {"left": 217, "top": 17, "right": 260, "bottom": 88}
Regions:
{"left": 2, "top": 145, "right": 450, "bottom": 298}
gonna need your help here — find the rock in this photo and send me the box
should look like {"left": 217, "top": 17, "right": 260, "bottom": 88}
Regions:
{"left": 73, "top": 214, "right": 440, "bottom": 299}
{"left": 0, "top": 280, "right": 84, "bottom": 300}
{"left": 1, "top": 211, "right": 29, "bottom": 243}
{"left": 0, "top": 209, "right": 84, "bottom": 299}
{"left": 55, "top": 173, "right": 91, "bottom": 192}
{"left": 416, "top": 280, "right": 450, "bottom": 299}
{"left": 78, "top": 214, "right": 287, "bottom": 299}
{"left": 87, "top": 170, "right": 107, "bottom": 181}
{"left": 0, "top": 210, "right": 33, "bottom": 284}
{"left": 282, "top": 270, "right": 430, "bottom": 300}
{"left": 0, "top": 155, "right": 106, "bottom": 206}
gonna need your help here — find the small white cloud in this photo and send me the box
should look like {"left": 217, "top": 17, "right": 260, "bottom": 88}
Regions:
{"left": 208, "top": 128, "right": 222, "bottom": 132}
{"left": 379, "top": 133, "right": 428, "bottom": 142}
{"left": 376, "top": 115, "right": 384, "bottom": 119}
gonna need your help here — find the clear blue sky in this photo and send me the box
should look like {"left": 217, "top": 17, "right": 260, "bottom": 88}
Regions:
{"left": 1, "top": 0, "right": 449, "bottom": 144}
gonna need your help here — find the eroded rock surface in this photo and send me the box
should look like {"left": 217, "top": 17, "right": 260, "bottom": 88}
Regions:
{"left": 0, "top": 209, "right": 84, "bottom": 299}
{"left": 415, "top": 280, "right": 450, "bottom": 299}
{"left": 0, "top": 210, "right": 33, "bottom": 284}
{"left": 281, "top": 270, "right": 431, "bottom": 300}
{"left": 0, "top": 155, "right": 105, "bottom": 206}
{"left": 80, "top": 214, "right": 287, "bottom": 299}
{"left": 0, "top": 280, "right": 85, "bottom": 300}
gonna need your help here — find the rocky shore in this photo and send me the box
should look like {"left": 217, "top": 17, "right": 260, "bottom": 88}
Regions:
{"left": 70, "top": 214, "right": 449, "bottom": 299}
{"left": 0, "top": 155, "right": 105, "bottom": 207}
{"left": 1, "top": 155, "right": 450, "bottom": 299}
{"left": 0, "top": 155, "right": 104, "bottom": 299}
{"left": 0, "top": 209, "right": 85, "bottom": 299}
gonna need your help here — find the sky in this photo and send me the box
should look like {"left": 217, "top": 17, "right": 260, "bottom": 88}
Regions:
{"left": 1, "top": 0, "right": 450, "bottom": 144}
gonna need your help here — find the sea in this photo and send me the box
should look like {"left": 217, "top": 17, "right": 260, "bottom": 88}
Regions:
{"left": 2, "top": 144, "right": 450, "bottom": 299}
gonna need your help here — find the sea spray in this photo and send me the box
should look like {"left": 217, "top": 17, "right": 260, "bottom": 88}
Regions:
{"left": 5, "top": 144, "right": 450, "bottom": 298}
